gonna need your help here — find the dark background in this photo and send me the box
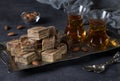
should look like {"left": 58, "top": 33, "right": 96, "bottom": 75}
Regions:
{"left": 0, "top": 0, "right": 120, "bottom": 81}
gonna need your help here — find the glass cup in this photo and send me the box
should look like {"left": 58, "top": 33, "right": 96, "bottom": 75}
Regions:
{"left": 64, "top": 5, "right": 89, "bottom": 46}
{"left": 86, "top": 10, "right": 110, "bottom": 50}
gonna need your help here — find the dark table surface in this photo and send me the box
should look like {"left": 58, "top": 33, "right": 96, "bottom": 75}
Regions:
{"left": 0, "top": 0, "right": 120, "bottom": 81}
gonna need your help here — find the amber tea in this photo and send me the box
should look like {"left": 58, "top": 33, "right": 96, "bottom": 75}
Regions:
{"left": 86, "top": 19, "right": 109, "bottom": 50}
{"left": 65, "top": 15, "right": 86, "bottom": 44}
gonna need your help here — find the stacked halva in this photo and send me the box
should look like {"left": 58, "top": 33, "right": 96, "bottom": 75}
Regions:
{"left": 6, "top": 26, "right": 67, "bottom": 65}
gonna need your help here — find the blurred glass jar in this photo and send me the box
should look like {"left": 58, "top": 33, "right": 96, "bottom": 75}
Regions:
{"left": 21, "top": 11, "right": 40, "bottom": 24}
{"left": 86, "top": 10, "right": 110, "bottom": 50}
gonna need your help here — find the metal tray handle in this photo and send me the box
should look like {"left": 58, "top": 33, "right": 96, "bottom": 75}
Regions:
{"left": 0, "top": 43, "right": 9, "bottom": 66}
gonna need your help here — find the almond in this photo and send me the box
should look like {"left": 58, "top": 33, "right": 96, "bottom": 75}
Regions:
{"left": 4, "top": 25, "right": 11, "bottom": 30}
{"left": 8, "top": 32, "right": 16, "bottom": 36}
{"left": 72, "top": 46, "right": 80, "bottom": 52}
{"left": 17, "top": 25, "right": 24, "bottom": 30}
{"left": 81, "top": 47, "right": 89, "bottom": 52}
{"left": 32, "top": 60, "right": 40, "bottom": 66}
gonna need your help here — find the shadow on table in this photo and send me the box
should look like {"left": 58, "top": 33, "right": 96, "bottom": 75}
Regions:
{"left": 17, "top": 47, "right": 119, "bottom": 77}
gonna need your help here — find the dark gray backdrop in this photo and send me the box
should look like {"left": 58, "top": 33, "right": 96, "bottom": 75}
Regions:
{"left": 92, "top": 0, "right": 120, "bottom": 9}
{"left": 0, "top": 0, "right": 120, "bottom": 81}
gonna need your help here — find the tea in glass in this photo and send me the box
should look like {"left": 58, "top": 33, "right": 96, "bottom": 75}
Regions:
{"left": 86, "top": 10, "right": 110, "bottom": 50}
{"left": 65, "top": 15, "right": 86, "bottom": 44}
{"left": 64, "top": 5, "right": 89, "bottom": 45}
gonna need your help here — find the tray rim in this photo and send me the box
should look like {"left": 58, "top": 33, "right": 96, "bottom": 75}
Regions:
{"left": 5, "top": 45, "right": 120, "bottom": 72}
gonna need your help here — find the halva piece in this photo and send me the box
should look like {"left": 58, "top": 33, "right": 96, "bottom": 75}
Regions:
{"left": 42, "top": 36, "right": 55, "bottom": 51}
{"left": 20, "top": 38, "right": 35, "bottom": 52}
{"left": 15, "top": 52, "right": 39, "bottom": 65}
{"left": 57, "top": 43, "right": 67, "bottom": 55}
{"left": 11, "top": 45, "right": 28, "bottom": 57}
{"left": 27, "top": 26, "right": 49, "bottom": 40}
{"left": 41, "top": 49, "right": 62, "bottom": 62}
{"left": 47, "top": 26, "right": 56, "bottom": 37}
{"left": 6, "top": 39, "right": 20, "bottom": 51}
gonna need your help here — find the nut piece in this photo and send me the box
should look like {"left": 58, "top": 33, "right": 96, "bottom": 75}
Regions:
{"left": 72, "top": 47, "right": 80, "bottom": 52}
{"left": 8, "top": 32, "right": 16, "bottom": 36}
{"left": 32, "top": 60, "right": 40, "bottom": 65}
{"left": 4, "top": 25, "right": 11, "bottom": 30}
{"left": 81, "top": 47, "right": 89, "bottom": 52}
{"left": 19, "top": 34, "right": 28, "bottom": 42}
{"left": 17, "top": 25, "right": 24, "bottom": 30}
